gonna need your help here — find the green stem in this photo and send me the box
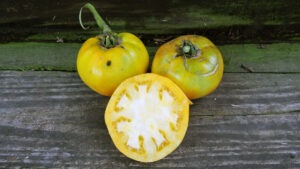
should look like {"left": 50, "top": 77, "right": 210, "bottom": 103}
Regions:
{"left": 79, "top": 3, "right": 112, "bottom": 34}
{"left": 79, "top": 3, "right": 119, "bottom": 48}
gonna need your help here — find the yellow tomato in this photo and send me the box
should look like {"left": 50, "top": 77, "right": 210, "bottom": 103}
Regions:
{"left": 105, "top": 73, "right": 190, "bottom": 162}
{"left": 77, "top": 3, "right": 149, "bottom": 96}
{"left": 152, "top": 35, "right": 224, "bottom": 99}
{"left": 77, "top": 33, "right": 149, "bottom": 96}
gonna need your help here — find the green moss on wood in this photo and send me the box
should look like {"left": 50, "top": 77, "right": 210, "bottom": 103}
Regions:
{"left": 1, "top": 0, "right": 298, "bottom": 43}
{"left": 219, "top": 43, "right": 300, "bottom": 72}
{"left": 0, "top": 43, "right": 80, "bottom": 71}
{"left": 0, "top": 42, "right": 299, "bottom": 73}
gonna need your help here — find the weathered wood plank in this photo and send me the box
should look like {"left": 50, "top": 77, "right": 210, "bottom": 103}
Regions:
{"left": 0, "top": 71, "right": 299, "bottom": 117}
{"left": 0, "top": 42, "right": 299, "bottom": 73}
{"left": 1, "top": 114, "right": 299, "bottom": 168}
{"left": 2, "top": 0, "right": 298, "bottom": 26}
{"left": 0, "top": 71, "right": 300, "bottom": 169}
{"left": 0, "top": 71, "right": 299, "bottom": 168}
{"left": 1, "top": 113, "right": 300, "bottom": 168}
{"left": 0, "top": 0, "right": 298, "bottom": 42}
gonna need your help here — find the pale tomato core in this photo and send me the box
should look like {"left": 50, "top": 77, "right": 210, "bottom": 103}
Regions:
{"left": 112, "top": 83, "right": 180, "bottom": 153}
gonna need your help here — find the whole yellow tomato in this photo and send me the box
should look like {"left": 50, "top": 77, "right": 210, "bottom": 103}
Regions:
{"left": 77, "top": 33, "right": 149, "bottom": 96}
{"left": 152, "top": 35, "right": 224, "bottom": 99}
{"left": 77, "top": 3, "right": 149, "bottom": 96}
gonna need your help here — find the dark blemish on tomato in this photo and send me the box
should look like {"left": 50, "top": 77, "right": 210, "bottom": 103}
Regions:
{"left": 106, "top": 60, "right": 111, "bottom": 66}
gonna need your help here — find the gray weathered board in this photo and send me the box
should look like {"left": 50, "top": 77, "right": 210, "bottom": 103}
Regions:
{"left": 0, "top": 71, "right": 299, "bottom": 168}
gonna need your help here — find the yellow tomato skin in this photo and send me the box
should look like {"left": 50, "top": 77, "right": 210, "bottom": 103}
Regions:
{"left": 77, "top": 32, "right": 149, "bottom": 96}
{"left": 152, "top": 35, "right": 224, "bottom": 99}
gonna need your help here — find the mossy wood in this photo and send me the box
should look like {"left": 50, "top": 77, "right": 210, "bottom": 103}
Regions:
{"left": 0, "top": 0, "right": 299, "bottom": 43}
{"left": 0, "top": 42, "right": 299, "bottom": 73}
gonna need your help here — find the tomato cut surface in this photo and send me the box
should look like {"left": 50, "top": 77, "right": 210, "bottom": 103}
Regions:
{"left": 105, "top": 73, "right": 190, "bottom": 162}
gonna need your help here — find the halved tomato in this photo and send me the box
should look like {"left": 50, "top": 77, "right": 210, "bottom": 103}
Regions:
{"left": 105, "top": 73, "right": 190, "bottom": 162}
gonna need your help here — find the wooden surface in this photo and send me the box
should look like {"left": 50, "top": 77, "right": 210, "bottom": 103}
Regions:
{"left": 1, "top": 0, "right": 300, "bottom": 168}
{"left": 0, "top": 71, "right": 300, "bottom": 168}
{"left": 0, "top": 0, "right": 299, "bottom": 43}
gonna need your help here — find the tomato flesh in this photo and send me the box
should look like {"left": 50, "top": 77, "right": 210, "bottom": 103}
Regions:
{"left": 105, "top": 73, "right": 190, "bottom": 162}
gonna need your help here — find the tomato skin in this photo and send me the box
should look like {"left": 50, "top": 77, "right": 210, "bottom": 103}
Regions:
{"left": 151, "top": 35, "right": 224, "bottom": 99}
{"left": 77, "top": 32, "right": 149, "bottom": 96}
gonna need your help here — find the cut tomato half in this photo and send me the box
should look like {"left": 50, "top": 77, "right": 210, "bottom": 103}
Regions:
{"left": 105, "top": 73, "right": 190, "bottom": 162}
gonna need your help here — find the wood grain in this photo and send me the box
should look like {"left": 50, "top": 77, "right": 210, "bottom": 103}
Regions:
{"left": 0, "top": 71, "right": 299, "bottom": 168}
{"left": 1, "top": 1, "right": 299, "bottom": 168}
{"left": 1, "top": 114, "right": 299, "bottom": 168}
{"left": 1, "top": 71, "right": 299, "bottom": 117}
{"left": 0, "top": 0, "right": 298, "bottom": 43}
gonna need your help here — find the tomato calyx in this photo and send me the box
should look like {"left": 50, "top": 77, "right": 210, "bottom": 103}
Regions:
{"left": 177, "top": 40, "right": 201, "bottom": 70}
{"left": 79, "top": 3, "right": 119, "bottom": 49}
{"left": 98, "top": 33, "right": 119, "bottom": 49}
{"left": 179, "top": 40, "right": 201, "bottom": 59}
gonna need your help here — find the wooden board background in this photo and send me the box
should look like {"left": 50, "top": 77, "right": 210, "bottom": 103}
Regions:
{"left": 0, "top": 0, "right": 299, "bottom": 168}
{"left": 1, "top": 71, "right": 299, "bottom": 168}
{"left": 0, "top": 0, "right": 299, "bottom": 43}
